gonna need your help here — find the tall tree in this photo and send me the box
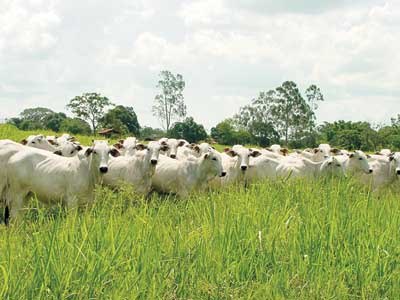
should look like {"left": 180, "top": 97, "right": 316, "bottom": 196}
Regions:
{"left": 67, "top": 93, "right": 114, "bottom": 134}
{"left": 152, "top": 70, "right": 186, "bottom": 132}
{"left": 271, "top": 81, "right": 311, "bottom": 145}
{"left": 235, "top": 91, "right": 280, "bottom": 147}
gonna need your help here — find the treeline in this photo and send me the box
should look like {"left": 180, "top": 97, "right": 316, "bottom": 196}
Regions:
{"left": 6, "top": 71, "right": 400, "bottom": 151}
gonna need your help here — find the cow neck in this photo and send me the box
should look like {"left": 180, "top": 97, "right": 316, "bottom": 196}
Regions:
{"left": 86, "top": 155, "right": 102, "bottom": 189}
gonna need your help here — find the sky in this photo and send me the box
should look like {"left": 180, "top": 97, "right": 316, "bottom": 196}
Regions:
{"left": 0, "top": 0, "right": 399, "bottom": 129}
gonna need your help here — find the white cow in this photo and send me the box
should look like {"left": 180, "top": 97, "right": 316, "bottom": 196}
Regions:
{"left": 334, "top": 150, "right": 372, "bottom": 176}
{"left": 389, "top": 152, "right": 400, "bottom": 178}
{"left": 152, "top": 150, "right": 225, "bottom": 197}
{"left": 219, "top": 145, "right": 262, "bottom": 185}
{"left": 103, "top": 141, "right": 168, "bottom": 195}
{"left": 377, "top": 149, "right": 392, "bottom": 156}
{"left": 266, "top": 144, "right": 289, "bottom": 156}
{"left": 22, "top": 135, "right": 81, "bottom": 157}
{"left": 159, "top": 138, "right": 187, "bottom": 159}
{"left": 176, "top": 142, "right": 215, "bottom": 160}
{"left": 358, "top": 155, "right": 391, "bottom": 189}
{"left": 5, "top": 140, "right": 119, "bottom": 220}
{"left": 278, "top": 156, "right": 345, "bottom": 178}
{"left": 121, "top": 137, "right": 138, "bottom": 156}
{"left": 299, "top": 144, "right": 341, "bottom": 162}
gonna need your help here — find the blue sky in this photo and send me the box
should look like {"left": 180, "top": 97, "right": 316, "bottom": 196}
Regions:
{"left": 0, "top": 0, "right": 399, "bottom": 128}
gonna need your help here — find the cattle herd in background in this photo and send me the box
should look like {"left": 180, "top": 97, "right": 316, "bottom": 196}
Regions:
{"left": 0, "top": 133, "right": 399, "bottom": 224}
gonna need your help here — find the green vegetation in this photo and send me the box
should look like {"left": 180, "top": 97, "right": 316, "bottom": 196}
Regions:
{"left": 1, "top": 125, "right": 400, "bottom": 299}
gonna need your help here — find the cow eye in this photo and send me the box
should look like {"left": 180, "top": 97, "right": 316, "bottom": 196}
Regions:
{"left": 212, "top": 157, "right": 217, "bottom": 161}
{"left": 359, "top": 158, "right": 363, "bottom": 160}
{"left": 32, "top": 141, "right": 35, "bottom": 144}
{"left": 336, "top": 164, "right": 341, "bottom": 167}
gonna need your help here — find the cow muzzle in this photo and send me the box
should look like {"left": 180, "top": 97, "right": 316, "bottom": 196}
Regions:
{"left": 369, "top": 169, "right": 373, "bottom": 174}
{"left": 241, "top": 166, "right": 248, "bottom": 171}
{"left": 220, "top": 171, "right": 227, "bottom": 177}
{"left": 151, "top": 159, "right": 158, "bottom": 165}
{"left": 100, "top": 166, "right": 109, "bottom": 174}
{"left": 397, "top": 169, "right": 400, "bottom": 176}
{"left": 170, "top": 154, "right": 176, "bottom": 159}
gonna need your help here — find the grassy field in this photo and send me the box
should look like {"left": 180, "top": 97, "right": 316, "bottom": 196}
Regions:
{"left": 0, "top": 125, "right": 400, "bottom": 299}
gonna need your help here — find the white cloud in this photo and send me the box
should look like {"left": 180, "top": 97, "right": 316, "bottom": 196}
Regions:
{"left": 0, "top": 0, "right": 399, "bottom": 129}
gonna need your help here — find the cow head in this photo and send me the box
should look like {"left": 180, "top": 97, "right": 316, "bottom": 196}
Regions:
{"left": 85, "top": 140, "right": 120, "bottom": 174}
{"left": 348, "top": 150, "right": 372, "bottom": 174}
{"left": 389, "top": 152, "right": 400, "bottom": 176}
{"left": 139, "top": 141, "right": 169, "bottom": 166}
{"left": 203, "top": 150, "right": 226, "bottom": 178}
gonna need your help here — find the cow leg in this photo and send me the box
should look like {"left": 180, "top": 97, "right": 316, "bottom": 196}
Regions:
{"left": 8, "top": 190, "right": 27, "bottom": 222}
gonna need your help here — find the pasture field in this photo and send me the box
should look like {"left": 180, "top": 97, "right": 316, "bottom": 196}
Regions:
{"left": 1, "top": 125, "right": 400, "bottom": 299}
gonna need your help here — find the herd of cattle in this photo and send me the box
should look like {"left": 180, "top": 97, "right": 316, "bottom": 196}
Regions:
{"left": 0, "top": 133, "right": 399, "bottom": 223}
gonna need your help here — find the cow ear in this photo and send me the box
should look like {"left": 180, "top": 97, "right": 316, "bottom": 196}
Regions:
{"left": 136, "top": 144, "right": 148, "bottom": 151}
{"left": 281, "top": 148, "right": 289, "bottom": 155}
{"left": 389, "top": 154, "right": 395, "bottom": 161}
{"left": 76, "top": 145, "right": 83, "bottom": 151}
{"left": 366, "top": 154, "right": 371, "bottom": 159}
{"left": 85, "top": 148, "right": 93, "bottom": 157}
{"left": 349, "top": 153, "right": 354, "bottom": 158}
{"left": 313, "top": 148, "right": 319, "bottom": 154}
{"left": 226, "top": 150, "right": 237, "bottom": 157}
{"left": 48, "top": 139, "right": 56, "bottom": 145}
{"left": 224, "top": 147, "right": 230, "bottom": 153}
{"left": 265, "top": 147, "right": 272, "bottom": 152}
{"left": 53, "top": 150, "right": 62, "bottom": 156}
{"left": 250, "top": 150, "right": 262, "bottom": 157}
{"left": 113, "top": 143, "right": 124, "bottom": 150}
{"left": 331, "top": 148, "right": 341, "bottom": 154}
{"left": 21, "top": 139, "right": 28, "bottom": 145}
{"left": 119, "top": 139, "right": 125, "bottom": 144}
{"left": 194, "top": 145, "right": 201, "bottom": 153}
{"left": 110, "top": 148, "right": 121, "bottom": 157}
{"left": 161, "top": 145, "right": 169, "bottom": 152}
{"left": 204, "top": 153, "right": 209, "bottom": 159}
{"left": 178, "top": 140, "right": 186, "bottom": 147}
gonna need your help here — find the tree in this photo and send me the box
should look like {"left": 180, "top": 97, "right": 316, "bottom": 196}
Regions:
{"left": 20, "top": 107, "right": 54, "bottom": 125}
{"left": 100, "top": 105, "right": 140, "bottom": 136}
{"left": 168, "top": 117, "right": 208, "bottom": 143}
{"left": 140, "top": 126, "right": 166, "bottom": 141}
{"left": 211, "top": 119, "right": 254, "bottom": 145}
{"left": 271, "top": 81, "right": 316, "bottom": 145}
{"left": 9, "top": 107, "right": 55, "bottom": 130}
{"left": 59, "top": 118, "right": 92, "bottom": 135}
{"left": 211, "top": 119, "right": 236, "bottom": 145}
{"left": 318, "top": 121, "right": 380, "bottom": 151}
{"left": 235, "top": 91, "right": 280, "bottom": 147}
{"left": 152, "top": 70, "right": 186, "bottom": 131}
{"left": 67, "top": 93, "right": 114, "bottom": 134}
{"left": 43, "top": 112, "right": 67, "bottom": 132}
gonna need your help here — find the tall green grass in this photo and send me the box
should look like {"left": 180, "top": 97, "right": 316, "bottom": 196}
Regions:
{"left": 1, "top": 125, "right": 400, "bottom": 299}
